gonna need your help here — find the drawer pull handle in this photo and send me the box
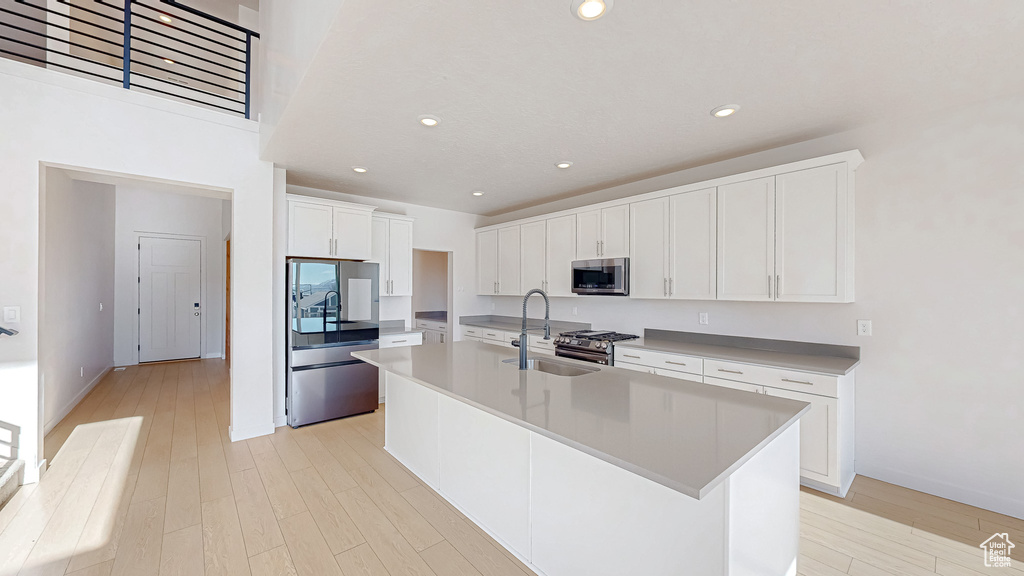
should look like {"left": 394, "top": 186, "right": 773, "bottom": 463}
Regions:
{"left": 665, "top": 361, "right": 687, "bottom": 366}
{"left": 781, "top": 378, "right": 814, "bottom": 386}
{"left": 718, "top": 368, "right": 743, "bottom": 374}
{"left": 623, "top": 354, "right": 641, "bottom": 359}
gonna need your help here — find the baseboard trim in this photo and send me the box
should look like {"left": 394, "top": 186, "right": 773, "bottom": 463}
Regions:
{"left": 229, "top": 422, "right": 275, "bottom": 443}
{"left": 44, "top": 366, "right": 111, "bottom": 436}
{"left": 203, "top": 352, "right": 224, "bottom": 359}
{"left": 274, "top": 415, "right": 287, "bottom": 428}
{"left": 856, "top": 463, "right": 1024, "bottom": 520}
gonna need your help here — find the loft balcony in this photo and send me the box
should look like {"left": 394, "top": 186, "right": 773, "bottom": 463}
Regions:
{"left": 0, "top": 0, "right": 259, "bottom": 118}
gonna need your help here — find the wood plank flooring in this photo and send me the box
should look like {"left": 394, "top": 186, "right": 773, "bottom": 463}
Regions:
{"left": 0, "top": 360, "right": 1019, "bottom": 576}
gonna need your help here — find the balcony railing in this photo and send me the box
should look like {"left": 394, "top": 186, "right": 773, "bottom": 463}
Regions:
{"left": 0, "top": 0, "right": 259, "bottom": 118}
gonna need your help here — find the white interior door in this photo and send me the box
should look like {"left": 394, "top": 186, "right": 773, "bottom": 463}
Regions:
{"left": 139, "top": 236, "right": 202, "bottom": 362}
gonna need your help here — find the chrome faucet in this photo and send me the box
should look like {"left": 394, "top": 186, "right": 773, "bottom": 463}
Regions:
{"left": 513, "top": 288, "right": 551, "bottom": 370}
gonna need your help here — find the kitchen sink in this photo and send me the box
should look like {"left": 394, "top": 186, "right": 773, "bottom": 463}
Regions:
{"left": 502, "top": 357, "right": 600, "bottom": 377}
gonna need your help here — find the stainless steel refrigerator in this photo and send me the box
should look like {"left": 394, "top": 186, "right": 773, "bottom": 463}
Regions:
{"left": 287, "top": 258, "right": 380, "bottom": 427}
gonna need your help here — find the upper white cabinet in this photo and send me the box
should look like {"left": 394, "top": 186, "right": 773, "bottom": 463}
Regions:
{"left": 520, "top": 221, "right": 546, "bottom": 294}
{"left": 577, "top": 205, "right": 629, "bottom": 259}
{"left": 775, "top": 163, "right": 851, "bottom": 302}
{"left": 545, "top": 215, "right": 577, "bottom": 297}
{"left": 475, "top": 151, "right": 861, "bottom": 303}
{"left": 287, "top": 195, "right": 375, "bottom": 260}
{"left": 371, "top": 214, "right": 414, "bottom": 297}
{"left": 717, "top": 177, "right": 776, "bottom": 301}
{"left": 718, "top": 164, "right": 853, "bottom": 303}
{"left": 477, "top": 225, "right": 521, "bottom": 295}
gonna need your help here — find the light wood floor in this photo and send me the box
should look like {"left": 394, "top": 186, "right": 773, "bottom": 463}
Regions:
{"left": 0, "top": 360, "right": 1020, "bottom": 576}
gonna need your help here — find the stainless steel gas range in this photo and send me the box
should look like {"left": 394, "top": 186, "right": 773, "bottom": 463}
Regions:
{"left": 553, "top": 329, "right": 639, "bottom": 365}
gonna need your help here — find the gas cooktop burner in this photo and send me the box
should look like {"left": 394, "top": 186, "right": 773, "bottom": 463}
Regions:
{"left": 559, "top": 329, "right": 639, "bottom": 342}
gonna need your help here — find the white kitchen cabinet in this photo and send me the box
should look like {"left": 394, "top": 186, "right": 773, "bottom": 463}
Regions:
{"left": 416, "top": 319, "right": 447, "bottom": 345}
{"left": 287, "top": 195, "right": 376, "bottom": 260}
{"left": 577, "top": 205, "right": 630, "bottom": 260}
{"left": 630, "top": 197, "right": 671, "bottom": 299}
{"left": 520, "top": 220, "right": 546, "bottom": 294}
{"left": 371, "top": 214, "right": 414, "bottom": 296}
{"left": 717, "top": 176, "right": 776, "bottom": 301}
{"left": 764, "top": 387, "right": 836, "bottom": 482}
{"left": 775, "top": 163, "right": 851, "bottom": 302}
{"left": 545, "top": 215, "right": 576, "bottom": 296}
{"left": 670, "top": 188, "right": 717, "bottom": 300}
{"left": 476, "top": 230, "right": 498, "bottom": 295}
{"left": 702, "top": 376, "right": 765, "bottom": 394}
{"left": 379, "top": 332, "right": 423, "bottom": 348}
{"left": 497, "top": 226, "right": 521, "bottom": 295}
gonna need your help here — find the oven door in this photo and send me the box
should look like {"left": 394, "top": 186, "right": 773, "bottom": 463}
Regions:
{"left": 571, "top": 258, "right": 629, "bottom": 295}
{"left": 555, "top": 347, "right": 611, "bottom": 365}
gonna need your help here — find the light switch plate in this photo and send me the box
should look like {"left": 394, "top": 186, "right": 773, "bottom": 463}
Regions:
{"left": 3, "top": 307, "right": 20, "bottom": 323}
{"left": 857, "top": 320, "right": 872, "bottom": 336}
{"left": 699, "top": 312, "right": 709, "bottom": 325}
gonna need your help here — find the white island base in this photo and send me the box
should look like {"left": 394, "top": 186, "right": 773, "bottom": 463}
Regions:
{"left": 383, "top": 371, "right": 801, "bottom": 576}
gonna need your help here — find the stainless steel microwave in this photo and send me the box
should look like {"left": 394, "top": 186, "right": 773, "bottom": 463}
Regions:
{"left": 571, "top": 258, "right": 629, "bottom": 295}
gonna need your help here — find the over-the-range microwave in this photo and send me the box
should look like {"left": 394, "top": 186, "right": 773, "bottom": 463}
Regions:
{"left": 571, "top": 258, "right": 629, "bottom": 295}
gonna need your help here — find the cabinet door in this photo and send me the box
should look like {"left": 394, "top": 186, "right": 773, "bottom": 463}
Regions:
{"left": 497, "top": 226, "right": 521, "bottom": 295}
{"left": 545, "top": 215, "right": 577, "bottom": 296}
{"left": 520, "top": 220, "right": 546, "bottom": 293}
{"left": 476, "top": 230, "right": 498, "bottom": 295}
{"left": 576, "top": 209, "right": 602, "bottom": 259}
{"left": 775, "top": 164, "right": 849, "bottom": 302}
{"left": 670, "top": 188, "right": 717, "bottom": 300}
{"left": 370, "top": 217, "right": 389, "bottom": 291}
{"left": 717, "top": 177, "right": 776, "bottom": 301}
{"left": 629, "top": 198, "right": 670, "bottom": 299}
{"left": 600, "top": 205, "right": 630, "bottom": 258}
{"left": 333, "top": 206, "right": 373, "bottom": 260}
{"left": 288, "top": 201, "right": 334, "bottom": 258}
{"left": 764, "top": 387, "right": 836, "bottom": 482}
{"left": 388, "top": 219, "right": 414, "bottom": 296}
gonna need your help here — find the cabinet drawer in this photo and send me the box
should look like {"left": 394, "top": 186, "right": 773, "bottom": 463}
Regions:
{"left": 480, "top": 329, "right": 506, "bottom": 342}
{"left": 463, "top": 326, "right": 483, "bottom": 338}
{"left": 616, "top": 362, "right": 654, "bottom": 375}
{"left": 528, "top": 335, "right": 556, "bottom": 351}
{"left": 703, "top": 359, "right": 837, "bottom": 398}
{"left": 380, "top": 333, "right": 423, "bottom": 348}
{"left": 702, "top": 376, "right": 765, "bottom": 395}
{"left": 653, "top": 367, "right": 701, "bottom": 382}
{"left": 613, "top": 347, "right": 703, "bottom": 375}
{"left": 416, "top": 320, "right": 448, "bottom": 332}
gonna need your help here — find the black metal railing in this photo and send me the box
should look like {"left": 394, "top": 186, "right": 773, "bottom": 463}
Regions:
{"left": 0, "top": 0, "right": 259, "bottom": 118}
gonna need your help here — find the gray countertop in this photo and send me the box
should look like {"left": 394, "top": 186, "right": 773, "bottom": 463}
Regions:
{"left": 379, "top": 326, "right": 426, "bottom": 336}
{"left": 460, "top": 314, "right": 590, "bottom": 335}
{"left": 617, "top": 337, "right": 859, "bottom": 376}
{"left": 414, "top": 311, "right": 448, "bottom": 321}
{"left": 354, "top": 341, "right": 809, "bottom": 499}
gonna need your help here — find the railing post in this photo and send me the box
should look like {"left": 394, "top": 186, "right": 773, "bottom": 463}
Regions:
{"left": 244, "top": 32, "right": 251, "bottom": 119}
{"left": 122, "top": 0, "right": 131, "bottom": 88}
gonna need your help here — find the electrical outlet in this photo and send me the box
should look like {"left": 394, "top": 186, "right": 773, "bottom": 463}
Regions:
{"left": 490, "top": 302, "right": 495, "bottom": 311}
{"left": 572, "top": 306, "right": 578, "bottom": 316}
{"left": 857, "top": 320, "right": 872, "bottom": 336}
{"left": 3, "top": 306, "right": 20, "bottom": 323}
{"left": 699, "top": 312, "right": 709, "bottom": 325}
{"left": 80, "top": 367, "right": 84, "bottom": 378}
{"left": 99, "top": 302, "right": 104, "bottom": 311}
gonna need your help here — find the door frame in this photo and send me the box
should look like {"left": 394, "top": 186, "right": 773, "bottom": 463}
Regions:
{"left": 134, "top": 232, "right": 207, "bottom": 365}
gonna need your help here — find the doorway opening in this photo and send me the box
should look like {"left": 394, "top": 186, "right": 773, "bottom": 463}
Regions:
{"left": 412, "top": 249, "right": 453, "bottom": 343}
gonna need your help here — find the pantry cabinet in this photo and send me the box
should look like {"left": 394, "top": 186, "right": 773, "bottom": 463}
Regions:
{"left": 371, "top": 214, "right": 414, "bottom": 296}
{"left": 287, "top": 195, "right": 376, "bottom": 260}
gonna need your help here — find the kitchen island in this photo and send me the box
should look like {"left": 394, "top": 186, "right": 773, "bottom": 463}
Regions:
{"left": 354, "top": 341, "right": 810, "bottom": 576}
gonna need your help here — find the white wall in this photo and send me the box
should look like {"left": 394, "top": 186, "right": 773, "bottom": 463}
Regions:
{"left": 412, "top": 250, "right": 448, "bottom": 313}
{"left": 484, "top": 95, "right": 1024, "bottom": 518}
{"left": 0, "top": 59, "right": 276, "bottom": 482}
{"left": 40, "top": 174, "right": 116, "bottom": 434}
{"left": 280, "top": 185, "right": 487, "bottom": 426}
{"left": 113, "top": 186, "right": 226, "bottom": 366}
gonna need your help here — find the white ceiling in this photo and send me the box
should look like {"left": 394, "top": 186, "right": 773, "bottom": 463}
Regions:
{"left": 264, "top": 1, "right": 1024, "bottom": 216}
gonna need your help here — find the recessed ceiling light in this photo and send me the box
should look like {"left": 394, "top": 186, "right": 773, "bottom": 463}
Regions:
{"left": 556, "top": 161, "right": 573, "bottom": 169}
{"left": 418, "top": 115, "right": 440, "bottom": 127}
{"left": 711, "top": 104, "right": 740, "bottom": 118}
{"left": 472, "top": 191, "right": 484, "bottom": 197}
{"left": 159, "top": 14, "right": 173, "bottom": 23}
{"left": 352, "top": 166, "right": 368, "bottom": 173}
{"left": 571, "top": 0, "right": 613, "bottom": 21}
{"left": 163, "top": 58, "right": 175, "bottom": 64}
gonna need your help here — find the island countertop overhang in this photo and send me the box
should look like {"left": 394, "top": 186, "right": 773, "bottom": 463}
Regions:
{"left": 354, "top": 341, "right": 809, "bottom": 499}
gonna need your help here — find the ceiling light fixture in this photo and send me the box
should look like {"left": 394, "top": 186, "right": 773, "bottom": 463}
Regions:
{"left": 159, "top": 14, "right": 173, "bottom": 23}
{"left": 556, "top": 161, "right": 573, "bottom": 169}
{"left": 571, "top": 0, "right": 613, "bottom": 21}
{"left": 418, "top": 115, "right": 440, "bottom": 127}
{"left": 352, "top": 166, "right": 368, "bottom": 173}
{"left": 163, "top": 58, "right": 175, "bottom": 64}
{"left": 472, "top": 191, "right": 484, "bottom": 197}
{"left": 711, "top": 104, "right": 740, "bottom": 118}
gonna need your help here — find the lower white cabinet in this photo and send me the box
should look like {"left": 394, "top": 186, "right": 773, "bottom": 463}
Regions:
{"left": 377, "top": 332, "right": 423, "bottom": 401}
{"left": 615, "top": 345, "right": 854, "bottom": 497}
